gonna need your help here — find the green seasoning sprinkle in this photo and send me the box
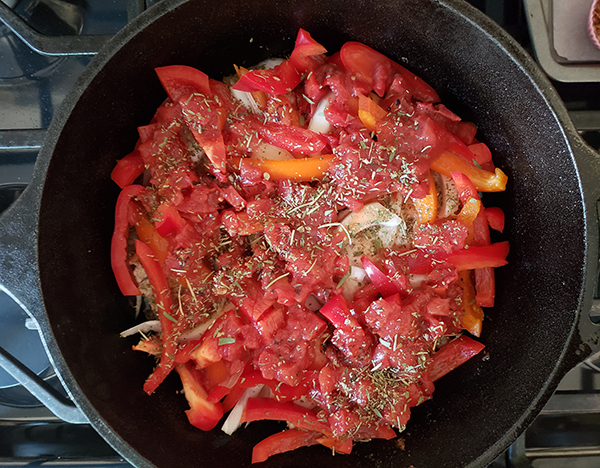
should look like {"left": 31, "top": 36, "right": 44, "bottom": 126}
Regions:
{"left": 265, "top": 272, "right": 290, "bottom": 290}
{"left": 336, "top": 272, "right": 351, "bottom": 289}
{"left": 218, "top": 337, "right": 236, "bottom": 346}
{"left": 302, "top": 94, "right": 315, "bottom": 105}
{"left": 163, "top": 312, "right": 178, "bottom": 323}
{"left": 472, "top": 159, "right": 483, "bottom": 170}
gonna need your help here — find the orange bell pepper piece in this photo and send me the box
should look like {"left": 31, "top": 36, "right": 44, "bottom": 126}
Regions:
{"left": 456, "top": 197, "right": 482, "bottom": 244}
{"left": 413, "top": 170, "right": 438, "bottom": 224}
{"left": 431, "top": 150, "right": 507, "bottom": 192}
{"left": 234, "top": 155, "right": 334, "bottom": 182}
{"left": 135, "top": 216, "right": 169, "bottom": 264}
{"left": 357, "top": 93, "right": 387, "bottom": 132}
{"left": 458, "top": 270, "right": 484, "bottom": 337}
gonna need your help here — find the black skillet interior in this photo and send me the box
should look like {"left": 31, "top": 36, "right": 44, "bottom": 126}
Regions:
{"left": 33, "top": 0, "right": 589, "bottom": 466}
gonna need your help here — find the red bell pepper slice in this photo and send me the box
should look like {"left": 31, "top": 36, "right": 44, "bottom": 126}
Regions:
{"left": 474, "top": 266, "right": 495, "bottom": 308}
{"left": 470, "top": 212, "right": 495, "bottom": 307}
{"left": 360, "top": 256, "right": 402, "bottom": 298}
{"left": 135, "top": 239, "right": 178, "bottom": 394}
{"left": 242, "top": 397, "right": 332, "bottom": 436}
{"left": 451, "top": 171, "right": 480, "bottom": 204}
{"left": 232, "top": 59, "right": 302, "bottom": 95}
{"left": 428, "top": 335, "right": 485, "bottom": 382}
{"left": 155, "top": 65, "right": 211, "bottom": 103}
{"left": 111, "top": 150, "right": 145, "bottom": 189}
{"left": 316, "top": 435, "right": 353, "bottom": 454}
{"left": 442, "top": 241, "right": 509, "bottom": 271}
{"left": 222, "top": 383, "right": 246, "bottom": 413}
{"left": 111, "top": 185, "right": 144, "bottom": 296}
{"left": 485, "top": 207, "right": 505, "bottom": 233}
{"left": 154, "top": 202, "right": 187, "bottom": 237}
{"left": 252, "top": 429, "right": 322, "bottom": 464}
{"left": 176, "top": 362, "right": 224, "bottom": 431}
{"left": 319, "top": 292, "right": 359, "bottom": 329}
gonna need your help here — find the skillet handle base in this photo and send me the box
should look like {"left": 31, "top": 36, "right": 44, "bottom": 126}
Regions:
{"left": 0, "top": 345, "right": 87, "bottom": 424}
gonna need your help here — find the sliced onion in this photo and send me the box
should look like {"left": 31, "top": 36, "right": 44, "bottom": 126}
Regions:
{"left": 308, "top": 92, "right": 333, "bottom": 135}
{"left": 256, "top": 58, "right": 284, "bottom": 69}
{"left": 178, "top": 303, "right": 231, "bottom": 342}
{"left": 409, "top": 274, "right": 429, "bottom": 288}
{"left": 250, "top": 142, "right": 293, "bottom": 161}
{"left": 230, "top": 88, "right": 262, "bottom": 115}
{"left": 341, "top": 266, "right": 367, "bottom": 301}
{"left": 341, "top": 202, "right": 405, "bottom": 235}
{"left": 221, "top": 385, "right": 264, "bottom": 436}
{"left": 119, "top": 320, "right": 161, "bottom": 338}
{"left": 434, "top": 171, "right": 460, "bottom": 218}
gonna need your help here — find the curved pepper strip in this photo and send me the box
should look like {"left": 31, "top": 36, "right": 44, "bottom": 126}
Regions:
{"left": 111, "top": 185, "right": 144, "bottom": 296}
{"left": 428, "top": 335, "right": 485, "bottom": 382}
{"left": 252, "top": 429, "right": 322, "bottom": 464}
{"left": 242, "top": 397, "right": 332, "bottom": 436}
{"left": 458, "top": 270, "right": 484, "bottom": 336}
{"left": 431, "top": 150, "right": 507, "bottom": 192}
{"left": 135, "top": 239, "right": 178, "bottom": 395}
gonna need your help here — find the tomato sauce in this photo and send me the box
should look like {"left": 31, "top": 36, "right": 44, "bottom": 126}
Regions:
{"left": 111, "top": 29, "right": 508, "bottom": 463}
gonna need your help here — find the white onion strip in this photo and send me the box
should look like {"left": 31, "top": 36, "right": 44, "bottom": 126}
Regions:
{"left": 221, "top": 385, "right": 264, "bottom": 436}
{"left": 119, "top": 320, "right": 161, "bottom": 338}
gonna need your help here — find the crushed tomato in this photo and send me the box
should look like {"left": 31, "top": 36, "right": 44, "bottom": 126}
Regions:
{"left": 111, "top": 28, "right": 509, "bottom": 464}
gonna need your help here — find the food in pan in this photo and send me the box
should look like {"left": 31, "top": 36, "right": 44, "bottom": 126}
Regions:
{"left": 110, "top": 29, "right": 509, "bottom": 463}
{"left": 589, "top": 0, "right": 600, "bottom": 50}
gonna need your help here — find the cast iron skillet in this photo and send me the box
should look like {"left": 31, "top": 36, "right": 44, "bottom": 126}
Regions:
{"left": 1, "top": 0, "right": 600, "bottom": 466}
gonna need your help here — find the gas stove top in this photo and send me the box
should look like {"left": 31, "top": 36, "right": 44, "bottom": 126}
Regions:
{"left": 0, "top": 0, "right": 599, "bottom": 466}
